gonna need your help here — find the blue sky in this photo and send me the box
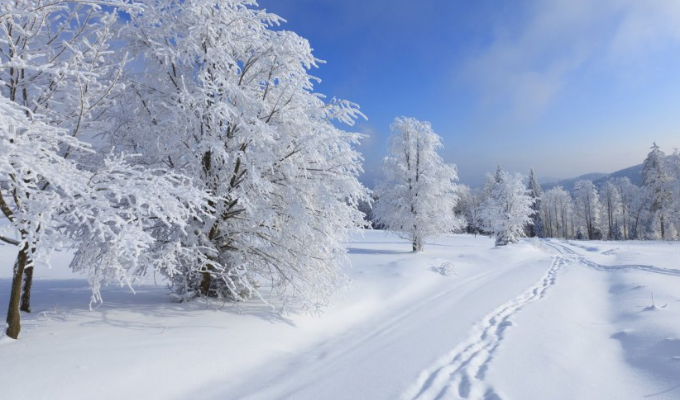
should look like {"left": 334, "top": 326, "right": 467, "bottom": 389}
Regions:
{"left": 258, "top": 0, "right": 680, "bottom": 187}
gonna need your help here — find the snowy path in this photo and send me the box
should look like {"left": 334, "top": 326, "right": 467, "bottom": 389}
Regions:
{"left": 487, "top": 240, "right": 680, "bottom": 399}
{"left": 401, "top": 251, "right": 567, "bottom": 400}
{"left": 544, "top": 239, "right": 680, "bottom": 277}
{"left": 402, "top": 240, "right": 680, "bottom": 400}
{"left": 198, "top": 235, "right": 555, "bottom": 400}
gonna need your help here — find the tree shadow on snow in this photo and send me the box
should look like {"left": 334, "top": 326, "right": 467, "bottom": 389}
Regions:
{"left": 644, "top": 384, "right": 680, "bottom": 398}
{"left": 346, "top": 247, "right": 412, "bottom": 255}
{"left": 568, "top": 242, "right": 600, "bottom": 252}
{"left": 611, "top": 330, "right": 680, "bottom": 397}
{"left": 0, "top": 277, "right": 297, "bottom": 333}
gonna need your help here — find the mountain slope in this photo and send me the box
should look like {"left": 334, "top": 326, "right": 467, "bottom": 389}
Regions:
{"left": 542, "top": 164, "right": 642, "bottom": 192}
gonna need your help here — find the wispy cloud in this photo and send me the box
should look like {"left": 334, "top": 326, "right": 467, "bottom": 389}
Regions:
{"left": 607, "top": 0, "right": 680, "bottom": 60}
{"left": 460, "top": 0, "right": 680, "bottom": 121}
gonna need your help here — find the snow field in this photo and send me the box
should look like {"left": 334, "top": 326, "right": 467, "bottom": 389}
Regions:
{"left": 198, "top": 233, "right": 551, "bottom": 400}
{"left": 488, "top": 240, "right": 680, "bottom": 400}
{"left": 401, "top": 247, "right": 566, "bottom": 400}
{"left": 2, "top": 233, "right": 680, "bottom": 399}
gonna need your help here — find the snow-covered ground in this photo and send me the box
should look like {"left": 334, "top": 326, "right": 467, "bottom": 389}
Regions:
{"left": 2, "top": 231, "right": 680, "bottom": 399}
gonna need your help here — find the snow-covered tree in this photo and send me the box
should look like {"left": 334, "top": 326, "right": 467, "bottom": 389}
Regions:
{"left": 665, "top": 150, "right": 680, "bottom": 238}
{"left": 641, "top": 143, "right": 671, "bottom": 239}
{"left": 600, "top": 181, "right": 622, "bottom": 240}
{"left": 0, "top": 95, "right": 89, "bottom": 338}
{"left": 373, "top": 117, "right": 460, "bottom": 251}
{"left": 455, "top": 185, "right": 484, "bottom": 235}
{"left": 117, "top": 0, "right": 369, "bottom": 309}
{"left": 613, "top": 177, "right": 638, "bottom": 240}
{"left": 480, "top": 166, "right": 535, "bottom": 246}
{"left": 526, "top": 168, "right": 544, "bottom": 237}
{"left": 0, "top": 1, "right": 208, "bottom": 339}
{"left": 0, "top": 94, "right": 207, "bottom": 339}
{"left": 572, "top": 180, "right": 601, "bottom": 240}
{"left": 542, "top": 186, "right": 575, "bottom": 239}
{"left": 628, "top": 182, "right": 648, "bottom": 240}
{"left": 0, "top": 0, "right": 132, "bottom": 315}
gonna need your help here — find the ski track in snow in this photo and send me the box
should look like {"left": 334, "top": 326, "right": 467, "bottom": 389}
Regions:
{"left": 402, "top": 239, "right": 680, "bottom": 400}
{"left": 543, "top": 240, "right": 680, "bottom": 277}
{"left": 401, "top": 252, "right": 568, "bottom": 400}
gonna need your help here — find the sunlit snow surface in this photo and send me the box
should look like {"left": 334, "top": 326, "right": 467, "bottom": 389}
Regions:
{"left": 2, "top": 231, "right": 680, "bottom": 399}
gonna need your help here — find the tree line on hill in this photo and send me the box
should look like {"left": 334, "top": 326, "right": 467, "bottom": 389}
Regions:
{"left": 372, "top": 134, "right": 680, "bottom": 248}
{"left": 455, "top": 143, "right": 679, "bottom": 242}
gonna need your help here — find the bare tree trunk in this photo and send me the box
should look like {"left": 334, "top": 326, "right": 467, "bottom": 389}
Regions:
{"left": 412, "top": 234, "right": 423, "bottom": 252}
{"left": 199, "top": 264, "right": 216, "bottom": 296}
{"left": 6, "top": 245, "right": 29, "bottom": 339}
{"left": 20, "top": 260, "right": 34, "bottom": 313}
{"left": 200, "top": 271, "right": 212, "bottom": 296}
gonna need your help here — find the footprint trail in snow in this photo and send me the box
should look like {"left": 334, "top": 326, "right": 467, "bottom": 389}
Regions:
{"left": 544, "top": 240, "right": 680, "bottom": 277}
{"left": 401, "top": 253, "right": 569, "bottom": 400}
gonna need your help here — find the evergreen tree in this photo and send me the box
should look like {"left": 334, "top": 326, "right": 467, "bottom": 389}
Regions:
{"left": 527, "top": 168, "right": 544, "bottom": 237}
